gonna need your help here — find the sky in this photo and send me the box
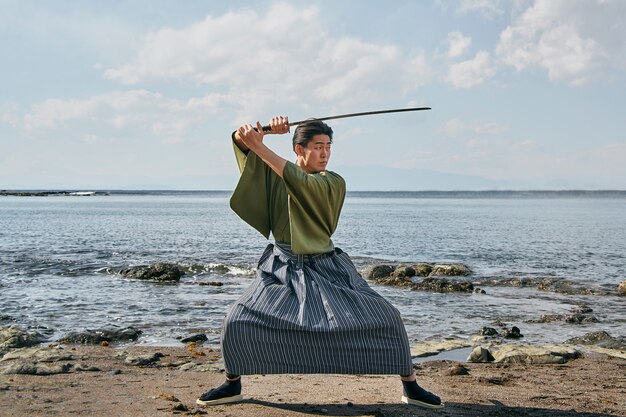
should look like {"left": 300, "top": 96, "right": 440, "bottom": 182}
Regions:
{"left": 1, "top": 0, "right": 625, "bottom": 190}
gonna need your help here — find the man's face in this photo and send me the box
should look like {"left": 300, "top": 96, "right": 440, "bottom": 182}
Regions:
{"left": 297, "top": 134, "right": 332, "bottom": 174}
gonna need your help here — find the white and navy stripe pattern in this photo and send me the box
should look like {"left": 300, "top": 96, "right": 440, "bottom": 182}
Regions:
{"left": 221, "top": 242, "right": 413, "bottom": 375}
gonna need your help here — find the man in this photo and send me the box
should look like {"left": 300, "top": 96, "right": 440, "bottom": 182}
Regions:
{"left": 197, "top": 116, "right": 442, "bottom": 409}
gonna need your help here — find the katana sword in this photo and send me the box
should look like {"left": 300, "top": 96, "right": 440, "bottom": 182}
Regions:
{"left": 261, "top": 106, "right": 431, "bottom": 131}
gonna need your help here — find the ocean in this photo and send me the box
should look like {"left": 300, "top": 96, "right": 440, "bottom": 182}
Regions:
{"left": 1, "top": 191, "right": 624, "bottom": 348}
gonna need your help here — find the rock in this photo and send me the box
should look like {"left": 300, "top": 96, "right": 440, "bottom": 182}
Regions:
{"left": 410, "top": 339, "right": 472, "bottom": 357}
{"left": 119, "top": 263, "right": 184, "bottom": 282}
{"left": 199, "top": 281, "right": 224, "bottom": 287}
{"left": 448, "top": 364, "right": 470, "bottom": 376}
{"left": 571, "top": 305, "right": 593, "bottom": 314}
{"left": 616, "top": 280, "right": 626, "bottom": 296}
{"left": 413, "top": 277, "right": 474, "bottom": 293}
{"left": 367, "top": 265, "right": 395, "bottom": 280}
{"left": 391, "top": 265, "right": 416, "bottom": 278}
{"left": 74, "top": 364, "right": 101, "bottom": 372}
{"left": 479, "top": 327, "right": 499, "bottom": 337}
{"left": 503, "top": 326, "right": 523, "bottom": 339}
{"left": 2, "top": 362, "right": 73, "bottom": 375}
{"left": 60, "top": 327, "right": 142, "bottom": 344}
{"left": 125, "top": 352, "right": 164, "bottom": 366}
{"left": 429, "top": 264, "right": 471, "bottom": 276}
{"left": 0, "top": 326, "right": 47, "bottom": 356}
{"left": 373, "top": 276, "right": 415, "bottom": 288}
{"left": 565, "top": 314, "right": 599, "bottom": 324}
{"left": 467, "top": 346, "right": 495, "bottom": 363}
{"left": 492, "top": 344, "right": 581, "bottom": 364}
{"left": 566, "top": 331, "right": 626, "bottom": 350}
{"left": 474, "top": 288, "right": 486, "bottom": 294}
{"left": 0, "top": 347, "right": 74, "bottom": 363}
{"left": 181, "top": 334, "right": 208, "bottom": 344}
{"left": 412, "top": 263, "right": 433, "bottom": 277}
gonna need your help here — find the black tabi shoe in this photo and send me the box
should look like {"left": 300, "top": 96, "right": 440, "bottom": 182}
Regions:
{"left": 196, "top": 378, "right": 243, "bottom": 406}
{"left": 401, "top": 380, "right": 444, "bottom": 409}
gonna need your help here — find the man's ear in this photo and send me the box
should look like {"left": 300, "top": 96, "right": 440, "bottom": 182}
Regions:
{"left": 294, "top": 143, "right": 304, "bottom": 157}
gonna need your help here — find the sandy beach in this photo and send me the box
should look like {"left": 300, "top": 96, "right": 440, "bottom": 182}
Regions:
{"left": 1, "top": 344, "right": 624, "bottom": 417}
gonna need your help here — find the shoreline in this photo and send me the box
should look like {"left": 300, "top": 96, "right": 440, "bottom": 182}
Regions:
{"left": 1, "top": 343, "right": 624, "bottom": 417}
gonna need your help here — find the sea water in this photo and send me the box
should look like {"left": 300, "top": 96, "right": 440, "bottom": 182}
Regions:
{"left": 1, "top": 191, "right": 624, "bottom": 347}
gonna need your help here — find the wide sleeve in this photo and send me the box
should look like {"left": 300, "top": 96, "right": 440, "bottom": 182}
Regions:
{"left": 282, "top": 161, "right": 346, "bottom": 254}
{"left": 229, "top": 135, "right": 272, "bottom": 239}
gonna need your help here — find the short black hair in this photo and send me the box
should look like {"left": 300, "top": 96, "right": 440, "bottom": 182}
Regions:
{"left": 292, "top": 120, "right": 333, "bottom": 152}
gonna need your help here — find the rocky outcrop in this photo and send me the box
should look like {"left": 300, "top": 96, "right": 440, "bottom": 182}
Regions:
{"left": 617, "top": 280, "right": 626, "bottom": 296}
{"left": 366, "top": 262, "right": 473, "bottom": 292}
{"left": 413, "top": 277, "right": 474, "bottom": 293}
{"left": 566, "top": 331, "right": 626, "bottom": 350}
{"left": 527, "top": 305, "right": 599, "bottom": 324}
{"left": 410, "top": 339, "right": 473, "bottom": 358}
{"left": 429, "top": 264, "right": 472, "bottom": 277}
{"left": 491, "top": 344, "right": 581, "bottom": 364}
{"left": 119, "top": 263, "right": 184, "bottom": 282}
{"left": 474, "top": 277, "right": 607, "bottom": 296}
{"left": 60, "top": 327, "right": 142, "bottom": 344}
{"left": 467, "top": 346, "right": 495, "bottom": 363}
{"left": 366, "top": 262, "right": 471, "bottom": 280}
{"left": 0, "top": 326, "right": 47, "bottom": 357}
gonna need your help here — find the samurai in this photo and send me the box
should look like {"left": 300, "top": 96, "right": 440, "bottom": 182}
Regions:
{"left": 196, "top": 115, "right": 443, "bottom": 409}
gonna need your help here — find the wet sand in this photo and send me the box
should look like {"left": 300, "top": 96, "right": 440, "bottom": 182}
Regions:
{"left": 1, "top": 345, "right": 624, "bottom": 417}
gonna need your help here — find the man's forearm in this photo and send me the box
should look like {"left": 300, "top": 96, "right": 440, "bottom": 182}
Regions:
{"left": 249, "top": 142, "right": 287, "bottom": 178}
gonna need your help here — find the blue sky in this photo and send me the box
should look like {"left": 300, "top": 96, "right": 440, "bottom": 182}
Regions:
{"left": 2, "top": 0, "right": 625, "bottom": 190}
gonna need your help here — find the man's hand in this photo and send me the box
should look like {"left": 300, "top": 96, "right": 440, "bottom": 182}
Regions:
{"left": 234, "top": 116, "right": 289, "bottom": 152}
{"left": 236, "top": 122, "right": 265, "bottom": 152}
{"left": 265, "top": 115, "right": 289, "bottom": 135}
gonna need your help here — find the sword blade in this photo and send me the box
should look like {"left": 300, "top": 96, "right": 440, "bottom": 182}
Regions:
{"left": 288, "top": 106, "right": 431, "bottom": 126}
{"left": 260, "top": 106, "right": 431, "bottom": 131}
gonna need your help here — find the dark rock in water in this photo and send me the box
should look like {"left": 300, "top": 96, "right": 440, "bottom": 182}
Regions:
{"left": 0, "top": 315, "right": 14, "bottom": 323}
{"left": 566, "top": 331, "right": 626, "bottom": 350}
{"left": 367, "top": 265, "right": 395, "bottom": 279}
{"left": 391, "top": 265, "right": 416, "bottom": 278}
{"left": 413, "top": 277, "right": 474, "bottom": 293}
{"left": 119, "top": 262, "right": 184, "bottom": 282}
{"left": 60, "top": 327, "right": 142, "bottom": 344}
{"left": 429, "top": 264, "right": 472, "bottom": 276}
{"left": 480, "top": 327, "right": 499, "bottom": 337}
{"left": 571, "top": 305, "right": 593, "bottom": 314}
{"left": 181, "top": 334, "right": 208, "bottom": 344}
{"left": 529, "top": 314, "right": 563, "bottom": 323}
{"left": 617, "top": 280, "right": 626, "bottom": 296}
{"left": 0, "top": 326, "right": 48, "bottom": 355}
{"left": 374, "top": 276, "right": 415, "bottom": 288}
{"left": 412, "top": 263, "right": 433, "bottom": 277}
{"left": 503, "top": 326, "right": 523, "bottom": 339}
{"left": 199, "top": 281, "right": 224, "bottom": 287}
{"left": 477, "top": 277, "right": 607, "bottom": 296}
{"left": 474, "top": 288, "right": 486, "bottom": 294}
{"left": 565, "top": 314, "right": 599, "bottom": 324}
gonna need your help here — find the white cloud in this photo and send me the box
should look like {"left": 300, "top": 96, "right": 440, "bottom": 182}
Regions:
{"left": 457, "top": 0, "right": 504, "bottom": 19}
{"left": 496, "top": 0, "right": 626, "bottom": 85}
{"left": 445, "top": 51, "right": 496, "bottom": 88}
{"left": 441, "top": 118, "right": 509, "bottom": 136}
{"left": 20, "top": 90, "right": 226, "bottom": 141}
{"left": 103, "top": 2, "right": 430, "bottom": 116}
{"left": 446, "top": 31, "right": 472, "bottom": 58}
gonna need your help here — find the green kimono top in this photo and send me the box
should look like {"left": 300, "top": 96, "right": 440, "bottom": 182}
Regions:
{"left": 229, "top": 137, "right": 346, "bottom": 255}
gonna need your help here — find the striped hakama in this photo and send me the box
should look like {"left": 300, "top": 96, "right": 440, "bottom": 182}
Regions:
{"left": 221, "top": 242, "right": 413, "bottom": 375}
